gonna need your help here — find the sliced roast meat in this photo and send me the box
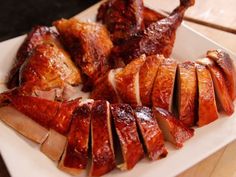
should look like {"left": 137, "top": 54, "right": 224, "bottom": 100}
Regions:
{"left": 139, "top": 55, "right": 163, "bottom": 106}
{"left": 90, "top": 100, "right": 116, "bottom": 176}
{"left": 40, "top": 129, "right": 67, "bottom": 161}
{"left": 207, "top": 49, "right": 236, "bottom": 100}
{"left": 196, "top": 64, "right": 218, "bottom": 126}
{"left": 177, "top": 61, "right": 197, "bottom": 126}
{"left": 115, "top": 55, "right": 146, "bottom": 106}
{"left": 59, "top": 100, "right": 93, "bottom": 175}
{"left": 153, "top": 107, "right": 194, "bottom": 148}
{"left": 0, "top": 106, "right": 48, "bottom": 144}
{"left": 152, "top": 57, "right": 177, "bottom": 112}
{"left": 134, "top": 106, "right": 168, "bottom": 160}
{"left": 111, "top": 104, "right": 144, "bottom": 170}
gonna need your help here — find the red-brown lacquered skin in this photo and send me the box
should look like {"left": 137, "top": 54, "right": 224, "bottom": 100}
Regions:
{"left": 207, "top": 49, "right": 236, "bottom": 100}
{"left": 134, "top": 106, "right": 168, "bottom": 160}
{"left": 111, "top": 104, "right": 144, "bottom": 170}
{"left": 207, "top": 64, "right": 234, "bottom": 115}
{"left": 8, "top": 95, "right": 80, "bottom": 134}
{"left": 139, "top": 55, "right": 162, "bottom": 106}
{"left": 112, "top": 0, "right": 195, "bottom": 63}
{"left": 97, "top": 0, "right": 144, "bottom": 44}
{"left": 177, "top": 61, "right": 197, "bottom": 127}
{"left": 152, "top": 57, "right": 177, "bottom": 112}
{"left": 115, "top": 56, "right": 146, "bottom": 106}
{"left": 54, "top": 18, "right": 113, "bottom": 85}
{"left": 90, "top": 101, "right": 116, "bottom": 176}
{"left": 196, "top": 64, "right": 218, "bottom": 126}
{"left": 63, "top": 102, "right": 92, "bottom": 171}
{"left": 90, "top": 71, "right": 120, "bottom": 103}
{"left": 19, "top": 43, "right": 81, "bottom": 92}
{"left": 153, "top": 107, "right": 194, "bottom": 148}
{"left": 7, "top": 26, "right": 60, "bottom": 89}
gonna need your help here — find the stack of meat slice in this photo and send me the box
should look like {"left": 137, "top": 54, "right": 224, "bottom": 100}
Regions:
{"left": 0, "top": 93, "right": 194, "bottom": 176}
{"left": 91, "top": 49, "right": 236, "bottom": 128}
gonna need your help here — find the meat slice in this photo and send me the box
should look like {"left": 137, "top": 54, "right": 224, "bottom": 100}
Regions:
{"left": 0, "top": 106, "right": 48, "bottom": 144}
{"left": 153, "top": 107, "right": 194, "bottom": 148}
{"left": 197, "top": 58, "right": 234, "bottom": 115}
{"left": 54, "top": 18, "right": 113, "bottom": 85}
{"left": 207, "top": 49, "right": 236, "bottom": 100}
{"left": 7, "top": 95, "right": 80, "bottom": 134}
{"left": 139, "top": 55, "right": 163, "bottom": 106}
{"left": 152, "top": 57, "right": 177, "bottom": 112}
{"left": 111, "top": 104, "right": 144, "bottom": 170}
{"left": 134, "top": 106, "right": 168, "bottom": 160}
{"left": 90, "top": 68, "right": 122, "bottom": 103}
{"left": 196, "top": 64, "right": 218, "bottom": 126}
{"left": 177, "top": 61, "right": 197, "bottom": 126}
{"left": 40, "top": 129, "right": 67, "bottom": 161}
{"left": 115, "top": 55, "right": 146, "bottom": 106}
{"left": 90, "top": 100, "right": 116, "bottom": 176}
{"left": 59, "top": 100, "right": 93, "bottom": 175}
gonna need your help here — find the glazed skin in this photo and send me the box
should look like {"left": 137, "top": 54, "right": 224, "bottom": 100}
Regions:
{"left": 207, "top": 49, "right": 236, "bottom": 100}
{"left": 111, "top": 104, "right": 144, "bottom": 170}
{"left": 177, "top": 61, "right": 197, "bottom": 126}
{"left": 115, "top": 55, "right": 146, "bottom": 106}
{"left": 139, "top": 55, "right": 163, "bottom": 106}
{"left": 59, "top": 101, "right": 93, "bottom": 175}
{"left": 97, "top": 0, "right": 144, "bottom": 44}
{"left": 7, "top": 26, "right": 60, "bottom": 89}
{"left": 54, "top": 18, "right": 113, "bottom": 86}
{"left": 112, "top": 0, "right": 195, "bottom": 63}
{"left": 196, "top": 64, "right": 218, "bottom": 126}
{"left": 19, "top": 43, "right": 81, "bottom": 94}
{"left": 152, "top": 57, "right": 177, "bottom": 112}
{"left": 153, "top": 107, "right": 194, "bottom": 148}
{"left": 7, "top": 95, "right": 80, "bottom": 134}
{"left": 197, "top": 58, "right": 234, "bottom": 115}
{"left": 90, "top": 101, "right": 116, "bottom": 176}
{"left": 143, "top": 7, "right": 165, "bottom": 27}
{"left": 134, "top": 106, "right": 168, "bottom": 160}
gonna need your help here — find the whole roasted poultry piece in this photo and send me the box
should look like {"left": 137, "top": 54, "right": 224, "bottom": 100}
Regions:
{"left": 0, "top": 0, "right": 236, "bottom": 176}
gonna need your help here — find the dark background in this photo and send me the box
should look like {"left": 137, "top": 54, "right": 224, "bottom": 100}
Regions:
{"left": 0, "top": 0, "right": 99, "bottom": 42}
{"left": 0, "top": 1, "right": 99, "bottom": 176}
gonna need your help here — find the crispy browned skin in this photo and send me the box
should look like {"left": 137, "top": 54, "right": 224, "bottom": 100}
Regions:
{"left": 112, "top": 0, "right": 195, "bottom": 63}
{"left": 143, "top": 7, "right": 165, "bottom": 27}
{"left": 90, "top": 101, "right": 116, "bottom": 176}
{"left": 153, "top": 107, "right": 194, "bottom": 148}
{"left": 7, "top": 95, "right": 80, "bottom": 134}
{"left": 207, "top": 49, "right": 236, "bottom": 100}
{"left": 139, "top": 55, "right": 163, "bottom": 106}
{"left": 19, "top": 43, "right": 81, "bottom": 94}
{"left": 59, "top": 101, "right": 93, "bottom": 175}
{"left": 111, "top": 104, "right": 144, "bottom": 170}
{"left": 197, "top": 58, "right": 234, "bottom": 115}
{"left": 196, "top": 64, "right": 218, "bottom": 126}
{"left": 54, "top": 18, "right": 113, "bottom": 86}
{"left": 134, "top": 106, "right": 168, "bottom": 160}
{"left": 97, "top": 0, "right": 144, "bottom": 44}
{"left": 115, "top": 55, "right": 146, "bottom": 106}
{"left": 177, "top": 61, "right": 197, "bottom": 126}
{"left": 90, "top": 71, "right": 120, "bottom": 103}
{"left": 7, "top": 26, "right": 60, "bottom": 89}
{"left": 152, "top": 57, "right": 177, "bottom": 112}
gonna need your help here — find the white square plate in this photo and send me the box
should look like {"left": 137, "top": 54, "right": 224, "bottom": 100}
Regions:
{"left": 0, "top": 1, "right": 236, "bottom": 177}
